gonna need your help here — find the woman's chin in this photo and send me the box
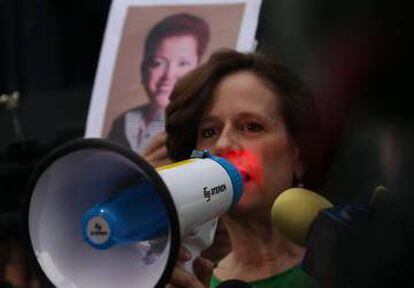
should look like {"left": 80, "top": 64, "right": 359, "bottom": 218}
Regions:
{"left": 154, "top": 94, "right": 170, "bottom": 108}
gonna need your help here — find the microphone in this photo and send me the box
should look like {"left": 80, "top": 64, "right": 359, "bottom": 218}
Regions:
{"left": 271, "top": 187, "right": 333, "bottom": 246}
{"left": 217, "top": 279, "right": 251, "bottom": 287}
{"left": 271, "top": 187, "right": 379, "bottom": 286}
{"left": 271, "top": 186, "right": 387, "bottom": 246}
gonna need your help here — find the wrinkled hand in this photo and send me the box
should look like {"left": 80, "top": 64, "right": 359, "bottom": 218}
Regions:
{"left": 142, "top": 132, "right": 171, "bottom": 168}
{"left": 166, "top": 246, "right": 215, "bottom": 288}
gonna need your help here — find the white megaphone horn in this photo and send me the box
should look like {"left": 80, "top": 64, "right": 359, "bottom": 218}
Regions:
{"left": 23, "top": 138, "right": 243, "bottom": 288}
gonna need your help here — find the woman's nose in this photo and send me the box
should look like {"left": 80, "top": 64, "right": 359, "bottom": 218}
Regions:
{"left": 213, "top": 129, "right": 241, "bottom": 156}
{"left": 162, "top": 63, "right": 179, "bottom": 80}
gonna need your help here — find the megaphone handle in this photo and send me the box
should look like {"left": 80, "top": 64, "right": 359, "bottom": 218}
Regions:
{"left": 181, "top": 218, "right": 218, "bottom": 272}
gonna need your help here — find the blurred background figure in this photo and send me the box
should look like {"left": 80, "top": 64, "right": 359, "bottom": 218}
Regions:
{"left": 0, "top": 212, "right": 41, "bottom": 288}
{"left": 256, "top": 1, "right": 412, "bottom": 287}
{"left": 107, "top": 13, "right": 210, "bottom": 154}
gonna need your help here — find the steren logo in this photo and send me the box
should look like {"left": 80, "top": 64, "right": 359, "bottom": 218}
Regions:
{"left": 203, "top": 184, "right": 227, "bottom": 202}
{"left": 90, "top": 222, "right": 108, "bottom": 237}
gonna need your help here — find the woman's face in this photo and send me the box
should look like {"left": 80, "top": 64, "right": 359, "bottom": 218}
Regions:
{"left": 196, "top": 71, "right": 304, "bottom": 214}
{"left": 146, "top": 35, "right": 199, "bottom": 108}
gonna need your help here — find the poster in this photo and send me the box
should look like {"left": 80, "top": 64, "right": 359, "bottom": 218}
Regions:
{"left": 85, "top": 0, "right": 262, "bottom": 153}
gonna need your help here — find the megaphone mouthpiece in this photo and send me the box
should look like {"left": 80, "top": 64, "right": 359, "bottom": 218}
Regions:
{"left": 220, "top": 149, "right": 262, "bottom": 185}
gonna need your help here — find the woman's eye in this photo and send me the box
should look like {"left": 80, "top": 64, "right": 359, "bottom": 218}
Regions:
{"left": 178, "top": 60, "right": 191, "bottom": 67}
{"left": 200, "top": 128, "right": 217, "bottom": 139}
{"left": 242, "top": 122, "right": 264, "bottom": 133}
{"left": 150, "top": 59, "right": 164, "bottom": 69}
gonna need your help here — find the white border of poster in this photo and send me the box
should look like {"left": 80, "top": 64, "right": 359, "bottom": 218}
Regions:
{"left": 85, "top": 0, "right": 262, "bottom": 138}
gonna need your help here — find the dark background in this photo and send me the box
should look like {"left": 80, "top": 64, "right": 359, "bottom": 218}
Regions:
{"left": 0, "top": 0, "right": 412, "bottom": 287}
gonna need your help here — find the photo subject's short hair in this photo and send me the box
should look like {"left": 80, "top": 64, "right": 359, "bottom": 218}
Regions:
{"left": 142, "top": 13, "right": 210, "bottom": 64}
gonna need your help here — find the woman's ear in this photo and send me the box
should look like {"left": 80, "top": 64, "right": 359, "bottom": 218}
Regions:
{"left": 140, "top": 61, "right": 148, "bottom": 85}
{"left": 293, "top": 146, "right": 305, "bottom": 181}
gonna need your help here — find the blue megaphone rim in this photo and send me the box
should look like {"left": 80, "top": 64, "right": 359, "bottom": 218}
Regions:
{"left": 22, "top": 138, "right": 181, "bottom": 288}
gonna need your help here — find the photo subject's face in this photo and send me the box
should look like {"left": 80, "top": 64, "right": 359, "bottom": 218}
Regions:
{"left": 147, "top": 35, "right": 199, "bottom": 108}
{"left": 196, "top": 71, "right": 302, "bottom": 213}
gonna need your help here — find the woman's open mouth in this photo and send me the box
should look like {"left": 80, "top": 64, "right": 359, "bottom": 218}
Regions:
{"left": 221, "top": 150, "right": 261, "bottom": 184}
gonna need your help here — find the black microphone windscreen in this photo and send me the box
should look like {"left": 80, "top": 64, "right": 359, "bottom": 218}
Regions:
{"left": 217, "top": 279, "right": 251, "bottom": 288}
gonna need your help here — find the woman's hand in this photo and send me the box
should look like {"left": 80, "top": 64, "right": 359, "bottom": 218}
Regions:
{"left": 142, "top": 132, "right": 171, "bottom": 168}
{"left": 166, "top": 246, "right": 215, "bottom": 288}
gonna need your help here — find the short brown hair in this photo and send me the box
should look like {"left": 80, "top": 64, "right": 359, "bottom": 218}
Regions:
{"left": 166, "top": 49, "right": 326, "bottom": 190}
{"left": 141, "top": 13, "right": 210, "bottom": 81}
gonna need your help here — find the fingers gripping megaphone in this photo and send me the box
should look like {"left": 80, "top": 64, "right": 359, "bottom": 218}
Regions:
{"left": 24, "top": 139, "right": 243, "bottom": 288}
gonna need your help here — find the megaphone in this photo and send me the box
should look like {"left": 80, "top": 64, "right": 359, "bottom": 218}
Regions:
{"left": 24, "top": 138, "right": 243, "bottom": 288}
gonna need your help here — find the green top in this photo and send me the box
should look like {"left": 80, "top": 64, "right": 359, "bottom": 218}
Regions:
{"left": 210, "top": 266, "right": 317, "bottom": 288}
